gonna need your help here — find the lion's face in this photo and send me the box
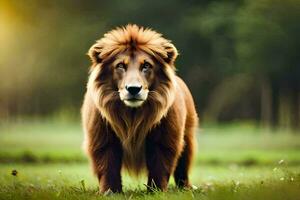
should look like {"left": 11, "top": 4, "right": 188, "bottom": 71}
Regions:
{"left": 112, "top": 50, "right": 155, "bottom": 107}
{"left": 87, "top": 24, "right": 178, "bottom": 110}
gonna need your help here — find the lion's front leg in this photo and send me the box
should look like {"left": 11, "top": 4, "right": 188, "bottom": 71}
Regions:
{"left": 145, "top": 136, "right": 181, "bottom": 191}
{"left": 94, "top": 145, "right": 123, "bottom": 193}
{"left": 88, "top": 131, "right": 123, "bottom": 193}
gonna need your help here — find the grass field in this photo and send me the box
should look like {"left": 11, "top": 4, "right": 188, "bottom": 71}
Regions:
{"left": 0, "top": 119, "right": 300, "bottom": 199}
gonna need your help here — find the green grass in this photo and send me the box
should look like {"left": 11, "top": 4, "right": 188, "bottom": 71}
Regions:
{"left": 1, "top": 163, "right": 299, "bottom": 200}
{"left": 0, "top": 119, "right": 300, "bottom": 199}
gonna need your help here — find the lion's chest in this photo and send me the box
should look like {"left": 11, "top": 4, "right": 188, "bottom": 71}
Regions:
{"left": 122, "top": 142, "right": 146, "bottom": 174}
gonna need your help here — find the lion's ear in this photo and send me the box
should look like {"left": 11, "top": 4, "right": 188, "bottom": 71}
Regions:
{"left": 87, "top": 43, "right": 102, "bottom": 65}
{"left": 163, "top": 43, "right": 178, "bottom": 65}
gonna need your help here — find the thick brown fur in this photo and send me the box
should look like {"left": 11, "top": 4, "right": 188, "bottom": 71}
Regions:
{"left": 81, "top": 24, "right": 198, "bottom": 193}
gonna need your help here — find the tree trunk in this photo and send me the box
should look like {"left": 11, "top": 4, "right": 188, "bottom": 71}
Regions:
{"left": 261, "top": 78, "right": 272, "bottom": 129}
{"left": 278, "top": 89, "right": 292, "bottom": 130}
{"left": 270, "top": 81, "right": 279, "bottom": 129}
{"left": 290, "top": 87, "right": 300, "bottom": 131}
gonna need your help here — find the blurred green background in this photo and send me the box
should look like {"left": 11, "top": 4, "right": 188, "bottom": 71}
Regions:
{"left": 1, "top": 0, "right": 299, "bottom": 128}
{"left": 0, "top": 0, "right": 300, "bottom": 199}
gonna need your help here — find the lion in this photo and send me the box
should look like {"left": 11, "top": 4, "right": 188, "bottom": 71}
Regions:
{"left": 81, "top": 24, "right": 198, "bottom": 193}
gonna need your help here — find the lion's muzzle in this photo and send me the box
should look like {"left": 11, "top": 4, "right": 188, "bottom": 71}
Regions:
{"left": 119, "top": 84, "right": 149, "bottom": 108}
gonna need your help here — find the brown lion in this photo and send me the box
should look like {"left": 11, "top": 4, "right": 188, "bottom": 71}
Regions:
{"left": 82, "top": 24, "right": 198, "bottom": 193}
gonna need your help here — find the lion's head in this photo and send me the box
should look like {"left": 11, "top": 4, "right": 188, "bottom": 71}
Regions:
{"left": 86, "top": 24, "right": 178, "bottom": 171}
{"left": 87, "top": 24, "right": 178, "bottom": 107}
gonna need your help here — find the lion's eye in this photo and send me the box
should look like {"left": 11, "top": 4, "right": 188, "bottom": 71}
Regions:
{"left": 141, "top": 62, "right": 152, "bottom": 72}
{"left": 116, "top": 62, "right": 126, "bottom": 70}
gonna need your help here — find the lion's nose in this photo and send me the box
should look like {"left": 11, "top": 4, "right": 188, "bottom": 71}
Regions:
{"left": 126, "top": 85, "right": 142, "bottom": 96}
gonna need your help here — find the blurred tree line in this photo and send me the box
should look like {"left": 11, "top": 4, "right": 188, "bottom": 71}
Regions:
{"left": 0, "top": 0, "right": 299, "bottom": 129}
